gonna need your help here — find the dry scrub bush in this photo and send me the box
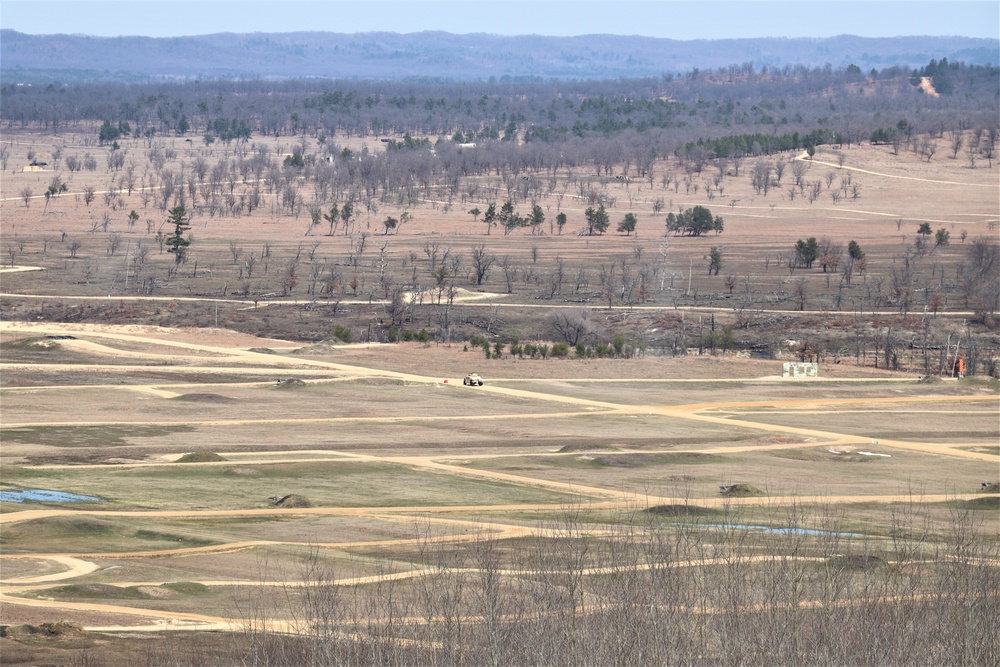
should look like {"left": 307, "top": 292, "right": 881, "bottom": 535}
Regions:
{"left": 236, "top": 502, "right": 998, "bottom": 666}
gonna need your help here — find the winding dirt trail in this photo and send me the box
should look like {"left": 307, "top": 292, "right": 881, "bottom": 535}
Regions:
{"left": 793, "top": 150, "right": 995, "bottom": 188}
{"left": 0, "top": 556, "right": 100, "bottom": 584}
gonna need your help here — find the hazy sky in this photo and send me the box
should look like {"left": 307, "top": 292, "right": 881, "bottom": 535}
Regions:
{"left": 2, "top": 1, "right": 998, "bottom": 39}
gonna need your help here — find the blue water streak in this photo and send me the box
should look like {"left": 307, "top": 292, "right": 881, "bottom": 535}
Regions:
{"left": 0, "top": 488, "right": 104, "bottom": 503}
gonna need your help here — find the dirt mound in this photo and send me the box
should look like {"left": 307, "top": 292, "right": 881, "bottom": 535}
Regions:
{"left": 175, "top": 451, "right": 226, "bottom": 463}
{"left": 291, "top": 343, "right": 338, "bottom": 355}
{"left": 2, "top": 336, "right": 62, "bottom": 351}
{"left": 558, "top": 443, "right": 620, "bottom": 453}
{"left": 583, "top": 452, "right": 719, "bottom": 468}
{"left": 274, "top": 494, "right": 311, "bottom": 507}
{"left": 0, "top": 622, "right": 86, "bottom": 639}
{"left": 249, "top": 347, "right": 277, "bottom": 354}
{"left": 172, "top": 393, "right": 235, "bottom": 403}
{"left": 646, "top": 504, "right": 718, "bottom": 517}
{"left": 586, "top": 454, "right": 644, "bottom": 467}
{"left": 163, "top": 582, "right": 212, "bottom": 596}
{"left": 51, "top": 583, "right": 125, "bottom": 598}
{"left": 719, "top": 483, "right": 764, "bottom": 497}
{"left": 135, "top": 586, "right": 178, "bottom": 599}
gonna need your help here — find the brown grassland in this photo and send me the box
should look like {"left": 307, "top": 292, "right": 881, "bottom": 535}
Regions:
{"left": 1, "top": 127, "right": 998, "bottom": 665}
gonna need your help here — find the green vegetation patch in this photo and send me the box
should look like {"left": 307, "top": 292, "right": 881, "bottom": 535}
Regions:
{"left": 954, "top": 496, "right": 1000, "bottom": 511}
{"left": 124, "top": 460, "right": 387, "bottom": 481}
{"left": 171, "top": 393, "right": 236, "bottom": 403}
{"left": 0, "top": 466, "right": 61, "bottom": 480}
{"left": 5, "top": 512, "right": 337, "bottom": 553}
{"left": 175, "top": 451, "right": 226, "bottom": 463}
{"left": 194, "top": 516, "right": 285, "bottom": 527}
{"left": 42, "top": 582, "right": 216, "bottom": 600}
{"left": 0, "top": 336, "right": 131, "bottom": 368}
{"left": 0, "top": 336, "right": 63, "bottom": 352}
{"left": 646, "top": 504, "right": 721, "bottom": 517}
{"left": 223, "top": 467, "right": 262, "bottom": 476}
{"left": 4, "top": 460, "right": 584, "bottom": 511}
{"left": 43, "top": 584, "right": 146, "bottom": 600}
{"left": 957, "top": 376, "right": 1000, "bottom": 391}
{"left": 0, "top": 424, "right": 195, "bottom": 448}
{"left": 557, "top": 443, "right": 621, "bottom": 453}
{"left": 162, "top": 581, "right": 213, "bottom": 596}
{"left": 568, "top": 452, "right": 721, "bottom": 468}
{"left": 6, "top": 516, "right": 115, "bottom": 538}
{"left": 962, "top": 446, "right": 1000, "bottom": 456}
{"left": 133, "top": 529, "right": 216, "bottom": 547}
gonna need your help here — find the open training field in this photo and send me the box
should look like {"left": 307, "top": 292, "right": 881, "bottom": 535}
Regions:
{"left": 1, "top": 124, "right": 998, "bottom": 665}
{"left": 1, "top": 317, "right": 998, "bottom": 665}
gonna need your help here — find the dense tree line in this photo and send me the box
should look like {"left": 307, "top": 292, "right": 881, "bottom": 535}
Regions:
{"left": 2, "top": 61, "right": 996, "bottom": 150}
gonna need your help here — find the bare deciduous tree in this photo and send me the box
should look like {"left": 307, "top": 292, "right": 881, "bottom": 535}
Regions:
{"left": 548, "top": 308, "right": 593, "bottom": 345}
{"left": 471, "top": 245, "right": 496, "bottom": 286}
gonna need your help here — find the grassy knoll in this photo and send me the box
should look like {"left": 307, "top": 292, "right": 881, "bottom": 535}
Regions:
{"left": 0, "top": 424, "right": 196, "bottom": 448}
{"left": 0, "top": 460, "right": 587, "bottom": 512}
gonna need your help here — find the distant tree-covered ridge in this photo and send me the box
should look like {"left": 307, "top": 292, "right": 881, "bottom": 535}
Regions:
{"left": 1, "top": 30, "right": 997, "bottom": 84}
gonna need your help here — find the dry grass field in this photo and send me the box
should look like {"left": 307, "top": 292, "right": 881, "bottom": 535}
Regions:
{"left": 1, "top": 127, "right": 998, "bottom": 665}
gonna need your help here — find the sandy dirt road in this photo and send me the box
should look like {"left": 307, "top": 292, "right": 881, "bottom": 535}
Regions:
{"left": 793, "top": 150, "right": 996, "bottom": 188}
{"left": 6, "top": 551, "right": 996, "bottom": 636}
{"left": 0, "top": 290, "right": 985, "bottom": 318}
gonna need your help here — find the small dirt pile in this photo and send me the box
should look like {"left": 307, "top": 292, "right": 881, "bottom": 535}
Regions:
{"left": 175, "top": 451, "right": 226, "bottom": 463}
{"left": 0, "top": 622, "right": 86, "bottom": 639}
{"left": 558, "top": 443, "right": 620, "bottom": 453}
{"left": 719, "top": 483, "right": 764, "bottom": 497}
{"left": 273, "top": 494, "right": 311, "bottom": 508}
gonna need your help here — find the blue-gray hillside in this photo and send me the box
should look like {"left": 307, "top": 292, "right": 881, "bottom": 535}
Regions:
{"left": 1, "top": 30, "right": 997, "bottom": 83}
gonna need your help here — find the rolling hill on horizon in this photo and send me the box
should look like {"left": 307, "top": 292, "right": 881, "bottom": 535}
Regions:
{"left": 2, "top": 29, "right": 997, "bottom": 84}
